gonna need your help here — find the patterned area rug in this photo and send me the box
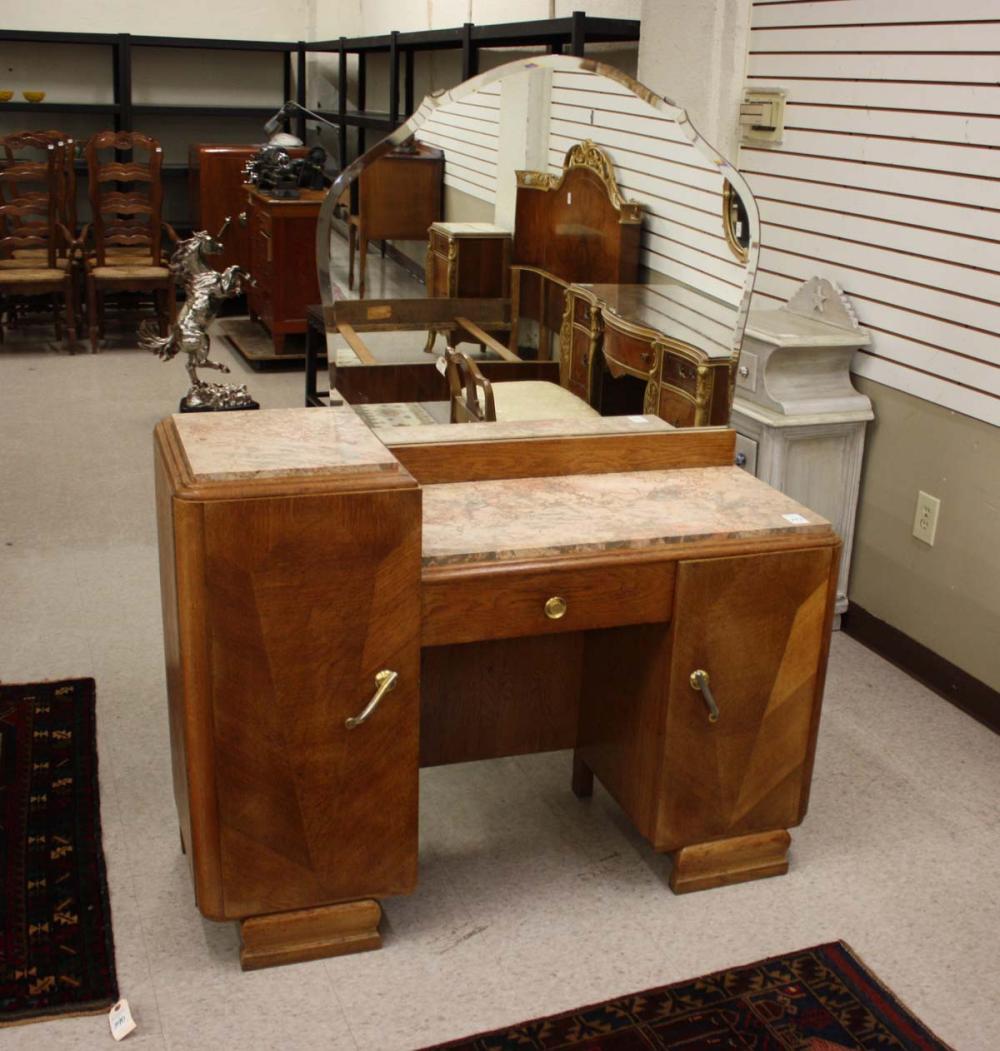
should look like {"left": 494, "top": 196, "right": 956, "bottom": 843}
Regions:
{"left": 0, "top": 679, "right": 118, "bottom": 1027}
{"left": 423, "top": 942, "right": 951, "bottom": 1050}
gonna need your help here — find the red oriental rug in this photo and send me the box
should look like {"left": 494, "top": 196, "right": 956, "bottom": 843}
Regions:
{"left": 0, "top": 678, "right": 118, "bottom": 1027}
{"left": 423, "top": 942, "right": 952, "bottom": 1050}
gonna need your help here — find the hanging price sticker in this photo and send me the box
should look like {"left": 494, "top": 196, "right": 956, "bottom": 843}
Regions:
{"left": 109, "top": 998, "right": 137, "bottom": 1041}
{"left": 435, "top": 355, "right": 448, "bottom": 375}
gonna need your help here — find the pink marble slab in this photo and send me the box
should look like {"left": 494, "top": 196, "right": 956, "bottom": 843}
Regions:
{"left": 173, "top": 407, "right": 400, "bottom": 482}
{"left": 422, "top": 466, "right": 830, "bottom": 566}
{"left": 377, "top": 414, "right": 674, "bottom": 446}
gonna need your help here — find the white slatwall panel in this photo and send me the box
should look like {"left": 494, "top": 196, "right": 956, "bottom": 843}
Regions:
{"left": 416, "top": 83, "right": 501, "bottom": 204}
{"left": 548, "top": 69, "right": 747, "bottom": 306}
{"left": 743, "top": 0, "right": 1000, "bottom": 424}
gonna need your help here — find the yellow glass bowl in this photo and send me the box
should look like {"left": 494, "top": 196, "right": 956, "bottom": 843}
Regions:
{"left": 0, "top": 90, "right": 14, "bottom": 102}
{"left": 22, "top": 91, "right": 46, "bottom": 103}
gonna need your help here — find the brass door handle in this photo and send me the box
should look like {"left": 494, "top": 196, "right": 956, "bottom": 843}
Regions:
{"left": 689, "top": 669, "right": 720, "bottom": 723}
{"left": 345, "top": 669, "right": 398, "bottom": 729}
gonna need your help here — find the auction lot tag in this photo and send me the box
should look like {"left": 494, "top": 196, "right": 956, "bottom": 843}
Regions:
{"left": 109, "top": 998, "right": 137, "bottom": 1041}
{"left": 782, "top": 513, "right": 810, "bottom": 525}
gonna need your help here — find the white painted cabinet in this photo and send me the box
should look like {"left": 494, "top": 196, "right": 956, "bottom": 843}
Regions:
{"left": 732, "top": 278, "right": 873, "bottom": 625}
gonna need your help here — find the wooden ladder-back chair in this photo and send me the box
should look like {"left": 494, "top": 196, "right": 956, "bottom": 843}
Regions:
{"left": 0, "top": 132, "right": 76, "bottom": 344}
{"left": 84, "top": 130, "right": 176, "bottom": 352}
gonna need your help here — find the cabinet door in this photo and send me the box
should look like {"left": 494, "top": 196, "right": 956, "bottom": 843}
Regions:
{"left": 654, "top": 546, "right": 837, "bottom": 851}
{"left": 200, "top": 486, "right": 421, "bottom": 919}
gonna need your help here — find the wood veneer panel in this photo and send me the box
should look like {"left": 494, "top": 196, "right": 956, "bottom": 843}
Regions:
{"left": 392, "top": 427, "right": 736, "bottom": 484}
{"left": 421, "top": 635, "right": 583, "bottom": 767}
{"left": 654, "top": 545, "right": 838, "bottom": 852}
{"left": 201, "top": 486, "right": 421, "bottom": 919}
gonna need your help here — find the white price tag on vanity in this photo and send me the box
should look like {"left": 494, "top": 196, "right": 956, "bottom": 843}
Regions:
{"left": 109, "top": 998, "right": 137, "bottom": 1041}
{"left": 435, "top": 355, "right": 447, "bottom": 375}
{"left": 626, "top": 415, "right": 650, "bottom": 424}
{"left": 782, "top": 513, "right": 810, "bottom": 525}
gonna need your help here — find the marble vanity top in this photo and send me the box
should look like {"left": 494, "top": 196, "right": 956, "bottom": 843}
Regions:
{"left": 422, "top": 466, "right": 829, "bottom": 566}
{"left": 378, "top": 414, "right": 674, "bottom": 446}
{"left": 172, "top": 407, "right": 401, "bottom": 482}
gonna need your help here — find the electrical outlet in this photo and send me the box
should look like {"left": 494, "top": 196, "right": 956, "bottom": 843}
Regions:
{"left": 912, "top": 491, "right": 941, "bottom": 546}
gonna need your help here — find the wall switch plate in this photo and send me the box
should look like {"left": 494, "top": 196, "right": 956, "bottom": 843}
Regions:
{"left": 912, "top": 490, "right": 941, "bottom": 546}
{"left": 740, "top": 88, "right": 787, "bottom": 146}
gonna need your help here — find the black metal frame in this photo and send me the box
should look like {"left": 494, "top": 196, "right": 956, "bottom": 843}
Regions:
{"left": 304, "top": 11, "right": 639, "bottom": 168}
{"left": 0, "top": 12, "right": 639, "bottom": 169}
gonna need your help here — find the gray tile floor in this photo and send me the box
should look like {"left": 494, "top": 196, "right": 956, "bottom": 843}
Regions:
{"left": 1, "top": 329, "right": 997, "bottom": 1050}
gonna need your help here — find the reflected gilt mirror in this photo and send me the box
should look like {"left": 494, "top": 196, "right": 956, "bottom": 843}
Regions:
{"left": 315, "top": 54, "right": 760, "bottom": 441}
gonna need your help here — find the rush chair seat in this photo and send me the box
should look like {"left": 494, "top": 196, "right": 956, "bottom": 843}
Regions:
{"left": 444, "top": 346, "right": 600, "bottom": 424}
{"left": 83, "top": 130, "right": 176, "bottom": 352}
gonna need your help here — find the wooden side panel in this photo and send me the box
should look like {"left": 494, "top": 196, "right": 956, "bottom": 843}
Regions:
{"left": 577, "top": 623, "right": 672, "bottom": 841}
{"left": 201, "top": 486, "right": 421, "bottom": 919}
{"left": 155, "top": 444, "right": 224, "bottom": 918}
{"left": 421, "top": 635, "right": 583, "bottom": 767}
{"left": 392, "top": 428, "right": 736, "bottom": 485}
{"left": 654, "top": 546, "right": 837, "bottom": 851}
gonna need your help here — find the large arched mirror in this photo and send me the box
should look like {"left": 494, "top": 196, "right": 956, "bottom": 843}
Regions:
{"left": 315, "top": 54, "right": 760, "bottom": 439}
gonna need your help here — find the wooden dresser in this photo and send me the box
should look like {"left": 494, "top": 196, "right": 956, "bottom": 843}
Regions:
{"left": 245, "top": 186, "right": 324, "bottom": 356}
{"left": 156, "top": 409, "right": 839, "bottom": 971}
{"left": 189, "top": 144, "right": 307, "bottom": 273}
{"left": 348, "top": 143, "right": 444, "bottom": 297}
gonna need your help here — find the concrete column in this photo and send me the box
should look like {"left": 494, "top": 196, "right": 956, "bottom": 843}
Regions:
{"left": 637, "top": 0, "right": 752, "bottom": 163}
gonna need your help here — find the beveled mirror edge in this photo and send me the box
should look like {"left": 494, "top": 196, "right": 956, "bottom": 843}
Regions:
{"left": 314, "top": 52, "right": 761, "bottom": 364}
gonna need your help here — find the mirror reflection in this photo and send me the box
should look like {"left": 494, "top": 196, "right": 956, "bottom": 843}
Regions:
{"left": 318, "top": 55, "right": 759, "bottom": 438}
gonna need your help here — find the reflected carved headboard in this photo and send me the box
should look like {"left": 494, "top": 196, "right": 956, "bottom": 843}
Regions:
{"left": 513, "top": 140, "right": 642, "bottom": 285}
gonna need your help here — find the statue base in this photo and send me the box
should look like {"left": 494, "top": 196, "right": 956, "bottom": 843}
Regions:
{"left": 179, "top": 398, "right": 260, "bottom": 413}
{"left": 179, "top": 380, "right": 260, "bottom": 413}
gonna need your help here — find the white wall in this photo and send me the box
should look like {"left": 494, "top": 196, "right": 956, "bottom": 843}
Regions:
{"left": 743, "top": 0, "right": 1000, "bottom": 428}
{"left": 2, "top": 1, "right": 309, "bottom": 39}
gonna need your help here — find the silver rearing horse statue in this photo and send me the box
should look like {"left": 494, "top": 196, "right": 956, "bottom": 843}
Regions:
{"left": 140, "top": 221, "right": 251, "bottom": 404}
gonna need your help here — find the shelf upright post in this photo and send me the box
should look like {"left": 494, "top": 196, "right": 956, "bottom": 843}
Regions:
{"left": 338, "top": 37, "right": 348, "bottom": 168}
{"left": 461, "top": 22, "right": 478, "bottom": 80}
{"left": 403, "top": 49, "right": 415, "bottom": 118}
{"left": 282, "top": 50, "right": 292, "bottom": 128}
{"left": 570, "top": 10, "right": 586, "bottom": 57}
{"left": 113, "top": 33, "right": 133, "bottom": 132}
{"left": 357, "top": 52, "right": 367, "bottom": 156}
{"left": 296, "top": 42, "right": 307, "bottom": 142}
{"left": 389, "top": 31, "right": 400, "bottom": 128}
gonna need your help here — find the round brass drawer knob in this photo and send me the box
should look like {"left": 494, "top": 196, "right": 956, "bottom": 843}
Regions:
{"left": 544, "top": 596, "right": 568, "bottom": 620}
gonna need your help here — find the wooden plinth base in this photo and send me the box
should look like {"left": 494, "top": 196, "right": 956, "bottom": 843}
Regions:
{"left": 239, "top": 899, "right": 382, "bottom": 970}
{"left": 669, "top": 830, "right": 791, "bottom": 894}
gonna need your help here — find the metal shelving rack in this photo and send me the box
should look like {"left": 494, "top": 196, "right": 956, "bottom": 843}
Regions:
{"left": 0, "top": 12, "right": 639, "bottom": 221}
{"left": 306, "top": 10, "right": 640, "bottom": 164}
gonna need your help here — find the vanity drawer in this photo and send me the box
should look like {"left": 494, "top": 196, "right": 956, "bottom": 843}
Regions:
{"left": 657, "top": 386, "right": 697, "bottom": 428}
{"left": 660, "top": 350, "right": 699, "bottom": 396}
{"left": 602, "top": 322, "right": 659, "bottom": 378}
{"left": 421, "top": 559, "right": 676, "bottom": 647}
{"left": 428, "top": 227, "right": 451, "bottom": 255}
{"left": 573, "top": 295, "right": 595, "bottom": 328}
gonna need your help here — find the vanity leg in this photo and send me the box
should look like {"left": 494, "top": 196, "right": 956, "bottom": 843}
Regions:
{"left": 571, "top": 750, "right": 594, "bottom": 798}
{"left": 669, "top": 830, "right": 791, "bottom": 894}
{"left": 239, "top": 899, "right": 383, "bottom": 971}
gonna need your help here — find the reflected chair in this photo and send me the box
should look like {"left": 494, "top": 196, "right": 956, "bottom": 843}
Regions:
{"left": 444, "top": 345, "right": 600, "bottom": 424}
{"left": 83, "top": 130, "right": 176, "bottom": 352}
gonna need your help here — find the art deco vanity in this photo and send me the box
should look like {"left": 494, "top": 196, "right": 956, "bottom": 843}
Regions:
{"left": 156, "top": 55, "right": 843, "bottom": 971}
